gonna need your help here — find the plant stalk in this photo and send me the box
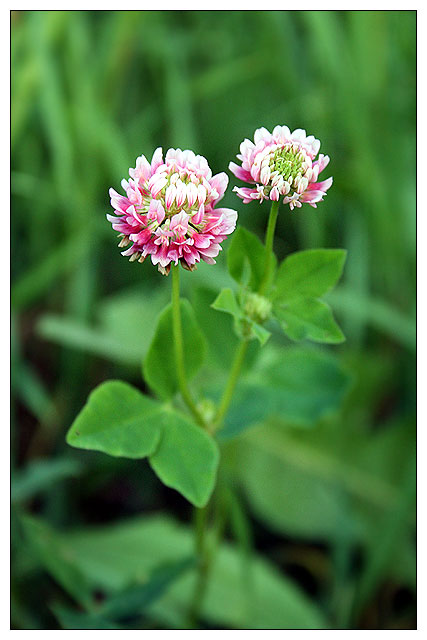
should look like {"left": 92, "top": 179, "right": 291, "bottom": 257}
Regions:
{"left": 171, "top": 264, "right": 205, "bottom": 427}
{"left": 184, "top": 203, "right": 281, "bottom": 624}
{"left": 213, "top": 338, "right": 249, "bottom": 431}
{"left": 212, "top": 201, "right": 280, "bottom": 431}
{"left": 188, "top": 485, "right": 229, "bottom": 628}
{"left": 258, "top": 199, "right": 279, "bottom": 295}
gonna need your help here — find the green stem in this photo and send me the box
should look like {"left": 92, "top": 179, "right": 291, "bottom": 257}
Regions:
{"left": 186, "top": 202, "right": 281, "bottom": 625}
{"left": 188, "top": 486, "right": 228, "bottom": 628}
{"left": 258, "top": 199, "right": 279, "bottom": 295}
{"left": 213, "top": 338, "right": 249, "bottom": 430}
{"left": 212, "top": 201, "right": 280, "bottom": 432}
{"left": 171, "top": 264, "right": 205, "bottom": 427}
{"left": 194, "top": 503, "right": 208, "bottom": 559}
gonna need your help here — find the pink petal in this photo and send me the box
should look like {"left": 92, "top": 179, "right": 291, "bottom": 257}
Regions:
{"left": 165, "top": 184, "right": 177, "bottom": 209}
{"left": 299, "top": 189, "right": 326, "bottom": 203}
{"left": 313, "top": 154, "right": 330, "bottom": 175}
{"left": 254, "top": 127, "right": 272, "bottom": 145}
{"left": 175, "top": 180, "right": 186, "bottom": 208}
{"left": 186, "top": 183, "right": 198, "bottom": 208}
{"left": 151, "top": 147, "right": 164, "bottom": 173}
{"left": 192, "top": 204, "right": 204, "bottom": 225}
{"left": 228, "top": 162, "right": 253, "bottom": 183}
{"left": 209, "top": 172, "right": 229, "bottom": 203}
{"left": 150, "top": 176, "right": 168, "bottom": 198}
{"left": 197, "top": 184, "right": 207, "bottom": 206}
{"left": 148, "top": 199, "right": 165, "bottom": 224}
{"left": 170, "top": 211, "right": 189, "bottom": 232}
{"left": 270, "top": 186, "right": 280, "bottom": 201}
{"left": 307, "top": 176, "right": 333, "bottom": 192}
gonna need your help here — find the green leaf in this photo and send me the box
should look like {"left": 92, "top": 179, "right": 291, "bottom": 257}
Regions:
{"left": 12, "top": 457, "right": 83, "bottom": 503}
{"left": 220, "top": 346, "right": 351, "bottom": 438}
{"left": 250, "top": 321, "right": 271, "bottom": 346}
{"left": 66, "top": 381, "right": 218, "bottom": 506}
{"left": 326, "top": 286, "right": 416, "bottom": 350}
{"left": 236, "top": 416, "right": 415, "bottom": 546}
{"left": 36, "top": 287, "right": 169, "bottom": 367}
{"left": 143, "top": 299, "right": 207, "bottom": 400}
{"left": 273, "top": 249, "right": 347, "bottom": 302}
{"left": 19, "top": 515, "right": 94, "bottom": 608}
{"left": 100, "top": 557, "right": 194, "bottom": 620}
{"left": 351, "top": 453, "right": 415, "bottom": 621}
{"left": 150, "top": 409, "right": 219, "bottom": 508}
{"left": 211, "top": 288, "right": 271, "bottom": 346}
{"left": 236, "top": 423, "right": 350, "bottom": 541}
{"left": 37, "top": 315, "right": 140, "bottom": 366}
{"left": 211, "top": 288, "right": 242, "bottom": 319}
{"left": 99, "top": 287, "right": 170, "bottom": 359}
{"left": 66, "top": 380, "right": 162, "bottom": 459}
{"left": 227, "top": 227, "right": 267, "bottom": 290}
{"left": 12, "top": 359, "right": 56, "bottom": 422}
{"left": 275, "top": 298, "right": 345, "bottom": 344}
{"left": 191, "top": 286, "right": 241, "bottom": 370}
{"left": 11, "top": 235, "right": 90, "bottom": 311}
{"left": 52, "top": 606, "right": 119, "bottom": 630}
{"left": 262, "top": 347, "right": 351, "bottom": 424}
{"left": 52, "top": 559, "right": 194, "bottom": 629}
{"left": 61, "top": 515, "right": 327, "bottom": 629}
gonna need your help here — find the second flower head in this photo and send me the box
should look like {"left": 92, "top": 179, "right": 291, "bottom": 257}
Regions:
{"left": 229, "top": 125, "right": 333, "bottom": 211}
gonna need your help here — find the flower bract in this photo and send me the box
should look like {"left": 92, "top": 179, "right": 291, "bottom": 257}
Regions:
{"left": 108, "top": 148, "right": 238, "bottom": 274}
{"left": 229, "top": 126, "right": 333, "bottom": 210}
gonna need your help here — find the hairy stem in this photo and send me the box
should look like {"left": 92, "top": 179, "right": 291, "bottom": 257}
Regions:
{"left": 171, "top": 264, "right": 205, "bottom": 427}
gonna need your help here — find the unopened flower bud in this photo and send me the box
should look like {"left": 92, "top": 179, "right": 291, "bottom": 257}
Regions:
{"left": 244, "top": 292, "right": 272, "bottom": 325}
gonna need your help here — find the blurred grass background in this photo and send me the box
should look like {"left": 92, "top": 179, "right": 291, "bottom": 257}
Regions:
{"left": 11, "top": 10, "right": 416, "bottom": 630}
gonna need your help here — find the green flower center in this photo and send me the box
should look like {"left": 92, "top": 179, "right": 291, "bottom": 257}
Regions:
{"left": 269, "top": 147, "right": 305, "bottom": 182}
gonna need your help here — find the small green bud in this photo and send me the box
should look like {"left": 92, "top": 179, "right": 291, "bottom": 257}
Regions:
{"left": 244, "top": 292, "right": 272, "bottom": 325}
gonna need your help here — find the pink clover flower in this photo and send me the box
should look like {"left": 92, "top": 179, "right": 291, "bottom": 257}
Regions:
{"left": 108, "top": 148, "right": 237, "bottom": 274}
{"left": 229, "top": 125, "right": 333, "bottom": 211}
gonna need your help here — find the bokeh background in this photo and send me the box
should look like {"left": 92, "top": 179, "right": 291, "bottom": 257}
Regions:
{"left": 11, "top": 10, "right": 416, "bottom": 630}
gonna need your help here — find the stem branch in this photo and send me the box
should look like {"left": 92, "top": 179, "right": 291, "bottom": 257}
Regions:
{"left": 213, "top": 338, "right": 249, "bottom": 431}
{"left": 212, "top": 201, "right": 280, "bottom": 431}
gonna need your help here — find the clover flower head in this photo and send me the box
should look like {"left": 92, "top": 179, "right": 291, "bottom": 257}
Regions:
{"left": 229, "top": 126, "right": 333, "bottom": 210}
{"left": 108, "top": 148, "right": 238, "bottom": 274}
